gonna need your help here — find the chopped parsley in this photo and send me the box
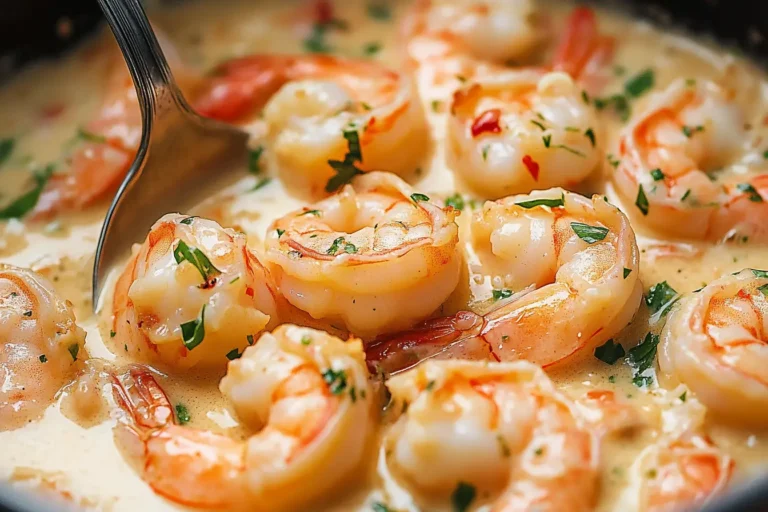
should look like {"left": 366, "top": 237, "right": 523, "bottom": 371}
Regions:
{"left": 736, "top": 183, "right": 764, "bottom": 202}
{"left": 624, "top": 69, "right": 655, "bottom": 98}
{"left": 594, "top": 69, "right": 654, "bottom": 121}
{"left": 23, "top": 310, "right": 32, "bottom": 317}
{"left": 367, "top": 3, "right": 391, "bottom": 20}
{"left": 751, "top": 269, "right": 768, "bottom": 278}
{"left": 680, "top": 391, "right": 687, "bottom": 402}
{"left": 681, "top": 125, "right": 704, "bottom": 138}
{"left": 180, "top": 216, "right": 197, "bottom": 225}
{"left": 299, "top": 209, "right": 322, "bottom": 217}
{"left": 301, "top": 334, "right": 312, "bottom": 345}
{"left": 39, "top": 354, "right": 47, "bottom": 363}
{"left": 431, "top": 100, "right": 442, "bottom": 112}
{"left": 492, "top": 289, "right": 513, "bottom": 301}
{"left": 371, "top": 502, "right": 393, "bottom": 512}
{"left": 645, "top": 281, "right": 679, "bottom": 317}
{"left": 276, "top": 228, "right": 285, "bottom": 238}
{"left": 180, "top": 305, "right": 206, "bottom": 350}
{"left": 326, "top": 237, "right": 358, "bottom": 255}
{"left": 497, "top": 434, "right": 511, "bottom": 457}
{"left": 247, "top": 146, "right": 264, "bottom": 174}
{"left": 326, "top": 129, "right": 365, "bottom": 192}
{"left": 0, "top": 138, "right": 14, "bottom": 167}
{"left": 635, "top": 184, "right": 649, "bottom": 216}
{"left": 530, "top": 119, "right": 547, "bottom": 131}
{"left": 410, "top": 192, "right": 430, "bottom": 203}
{"left": 363, "top": 41, "right": 382, "bottom": 56}
{"left": 304, "top": 18, "right": 347, "bottom": 53}
{"left": 76, "top": 127, "right": 107, "bottom": 143}
{"left": 175, "top": 404, "right": 191, "bottom": 425}
{"left": 251, "top": 177, "right": 272, "bottom": 191}
{"left": 247, "top": 334, "right": 255, "bottom": 345}
{"left": 322, "top": 368, "right": 348, "bottom": 395}
{"left": 515, "top": 194, "right": 565, "bottom": 209}
{"left": 623, "top": 268, "right": 632, "bottom": 279}
{"left": 594, "top": 94, "right": 631, "bottom": 121}
{"left": 68, "top": 343, "right": 79, "bottom": 361}
{"left": 570, "top": 222, "right": 609, "bottom": 244}
{"left": 627, "top": 332, "right": 659, "bottom": 388}
{"left": 650, "top": 168, "right": 665, "bottom": 181}
{"left": 110, "top": 330, "right": 116, "bottom": 338}
{"left": 445, "top": 193, "right": 466, "bottom": 211}
{"left": 451, "top": 482, "right": 476, "bottom": 512}
{"left": 173, "top": 240, "right": 222, "bottom": 285}
{"left": 584, "top": 127, "right": 596, "bottom": 147}
{"left": 607, "top": 153, "right": 620, "bottom": 168}
{"left": 759, "top": 284, "right": 768, "bottom": 297}
{"left": 226, "top": 348, "right": 241, "bottom": 360}
{"left": 680, "top": 189, "right": 691, "bottom": 202}
{"left": 0, "top": 164, "right": 54, "bottom": 219}
{"left": 542, "top": 134, "right": 552, "bottom": 148}
{"left": 594, "top": 339, "right": 626, "bottom": 365}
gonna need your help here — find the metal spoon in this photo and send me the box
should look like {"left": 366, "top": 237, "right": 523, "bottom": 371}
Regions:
{"left": 92, "top": 0, "right": 249, "bottom": 309}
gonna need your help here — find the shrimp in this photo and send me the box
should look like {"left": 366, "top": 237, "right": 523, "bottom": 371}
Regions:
{"left": 0, "top": 264, "right": 86, "bottom": 430}
{"left": 112, "top": 213, "right": 282, "bottom": 370}
{"left": 194, "top": 55, "right": 428, "bottom": 194}
{"left": 384, "top": 360, "right": 599, "bottom": 511}
{"left": 613, "top": 78, "right": 768, "bottom": 241}
{"left": 367, "top": 188, "right": 642, "bottom": 374}
{"left": 111, "top": 325, "right": 375, "bottom": 510}
{"left": 264, "top": 172, "right": 461, "bottom": 338}
{"left": 447, "top": 70, "right": 602, "bottom": 198}
{"left": 658, "top": 268, "right": 768, "bottom": 425}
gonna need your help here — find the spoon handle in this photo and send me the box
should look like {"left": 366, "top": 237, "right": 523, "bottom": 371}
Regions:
{"left": 96, "top": 0, "right": 183, "bottom": 117}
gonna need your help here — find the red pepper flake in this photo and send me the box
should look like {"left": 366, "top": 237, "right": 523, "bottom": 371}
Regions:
{"left": 245, "top": 287, "right": 255, "bottom": 298}
{"left": 522, "top": 155, "right": 540, "bottom": 181}
{"left": 471, "top": 109, "right": 502, "bottom": 138}
{"left": 314, "top": 0, "right": 334, "bottom": 24}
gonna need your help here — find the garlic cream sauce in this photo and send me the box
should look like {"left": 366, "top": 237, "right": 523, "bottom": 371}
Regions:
{"left": 1, "top": 0, "right": 767, "bottom": 511}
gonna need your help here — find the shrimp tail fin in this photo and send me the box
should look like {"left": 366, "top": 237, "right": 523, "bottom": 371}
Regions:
{"left": 552, "top": 6, "right": 615, "bottom": 92}
{"left": 111, "top": 365, "right": 175, "bottom": 431}
{"left": 366, "top": 310, "right": 491, "bottom": 376}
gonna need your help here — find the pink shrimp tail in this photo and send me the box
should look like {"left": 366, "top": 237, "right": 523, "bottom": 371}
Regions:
{"left": 366, "top": 310, "right": 493, "bottom": 375}
{"left": 552, "top": 7, "right": 615, "bottom": 93}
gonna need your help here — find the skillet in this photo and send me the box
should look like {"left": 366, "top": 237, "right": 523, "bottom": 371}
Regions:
{"left": 0, "top": 0, "right": 767, "bottom": 510}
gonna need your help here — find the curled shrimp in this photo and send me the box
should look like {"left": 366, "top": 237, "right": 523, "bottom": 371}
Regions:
{"left": 0, "top": 264, "right": 86, "bottom": 430}
{"left": 112, "top": 214, "right": 281, "bottom": 370}
{"left": 447, "top": 70, "right": 602, "bottom": 197}
{"left": 112, "top": 325, "right": 375, "bottom": 510}
{"left": 264, "top": 172, "right": 461, "bottom": 338}
{"left": 659, "top": 268, "right": 768, "bottom": 425}
{"left": 384, "top": 360, "right": 599, "bottom": 511}
{"left": 368, "top": 188, "right": 642, "bottom": 374}
{"left": 614, "top": 79, "right": 768, "bottom": 241}
{"left": 194, "top": 55, "right": 428, "bottom": 194}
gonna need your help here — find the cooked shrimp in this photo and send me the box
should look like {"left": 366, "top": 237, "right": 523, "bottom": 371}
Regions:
{"left": 112, "top": 213, "right": 281, "bottom": 370}
{"left": 638, "top": 426, "right": 733, "bottom": 512}
{"left": 368, "top": 188, "right": 642, "bottom": 374}
{"left": 447, "top": 70, "right": 602, "bottom": 197}
{"left": 264, "top": 172, "right": 461, "bottom": 338}
{"left": 112, "top": 325, "right": 375, "bottom": 510}
{"left": 0, "top": 264, "right": 86, "bottom": 430}
{"left": 659, "top": 268, "right": 768, "bottom": 425}
{"left": 385, "top": 360, "right": 599, "bottom": 511}
{"left": 614, "top": 78, "right": 768, "bottom": 241}
{"left": 194, "top": 55, "right": 428, "bottom": 194}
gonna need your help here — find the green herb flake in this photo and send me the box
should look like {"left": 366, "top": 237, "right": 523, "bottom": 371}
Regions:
{"left": 431, "top": 100, "right": 442, "bottom": 113}
{"left": 22, "top": 310, "right": 32, "bottom": 317}
{"left": 445, "top": 193, "right": 465, "bottom": 211}
{"left": 623, "top": 268, "right": 632, "bottom": 279}
{"left": 736, "top": 183, "right": 764, "bottom": 202}
{"left": 758, "top": 283, "right": 768, "bottom": 297}
{"left": 76, "top": 127, "right": 107, "bottom": 143}
{"left": 650, "top": 168, "right": 665, "bottom": 181}
{"left": 301, "top": 335, "right": 312, "bottom": 345}
{"left": 68, "top": 343, "right": 79, "bottom": 362}
{"left": 180, "top": 216, "right": 197, "bottom": 225}
{"left": 371, "top": 502, "right": 393, "bottom": 512}
{"left": 645, "top": 281, "right": 679, "bottom": 317}
{"left": 542, "top": 134, "right": 552, "bottom": 148}
{"left": 175, "top": 404, "right": 191, "bottom": 425}
{"left": 594, "top": 339, "right": 626, "bottom": 365}
{"left": 251, "top": 177, "right": 272, "bottom": 191}
{"left": 584, "top": 127, "right": 596, "bottom": 147}
{"left": 229, "top": 276, "right": 240, "bottom": 285}
{"left": 247, "top": 146, "right": 264, "bottom": 174}
{"left": 635, "top": 184, "right": 649, "bottom": 216}
{"left": 363, "top": 41, "right": 382, "bottom": 56}
{"left": 624, "top": 68, "right": 655, "bottom": 98}
{"left": 530, "top": 119, "right": 546, "bottom": 131}
{"left": 276, "top": 228, "right": 285, "bottom": 238}
{"left": 322, "top": 368, "right": 348, "bottom": 395}
{"left": 39, "top": 354, "right": 47, "bottom": 363}
{"left": 110, "top": 330, "right": 116, "bottom": 338}
{"left": 410, "top": 192, "right": 430, "bottom": 203}
{"left": 0, "top": 164, "right": 54, "bottom": 220}
{"left": 681, "top": 189, "right": 691, "bottom": 202}
{"left": 451, "top": 482, "right": 476, "bottom": 512}
{"left": 173, "top": 240, "right": 222, "bottom": 284}
{"left": 515, "top": 194, "right": 565, "bottom": 209}
{"left": 425, "top": 380, "right": 436, "bottom": 391}
{"left": 0, "top": 138, "right": 14, "bottom": 167}
{"left": 299, "top": 209, "right": 322, "bottom": 217}
{"left": 581, "top": 90, "right": 590, "bottom": 104}
{"left": 492, "top": 289, "right": 513, "bottom": 301}
{"left": 751, "top": 269, "right": 768, "bottom": 278}
{"left": 246, "top": 334, "right": 255, "bottom": 345}
{"left": 571, "top": 222, "right": 609, "bottom": 244}
{"left": 607, "top": 153, "right": 620, "bottom": 168}
{"left": 226, "top": 348, "right": 241, "bottom": 360}
{"left": 627, "top": 332, "right": 660, "bottom": 388}
{"left": 180, "top": 305, "right": 206, "bottom": 351}
{"left": 326, "top": 129, "right": 365, "bottom": 192}
{"left": 497, "top": 434, "right": 511, "bottom": 457}
{"left": 367, "top": 3, "right": 391, "bottom": 21}
{"left": 679, "top": 391, "right": 687, "bottom": 402}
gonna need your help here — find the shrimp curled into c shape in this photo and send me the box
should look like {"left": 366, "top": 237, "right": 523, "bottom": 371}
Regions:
{"left": 368, "top": 188, "right": 642, "bottom": 374}
{"left": 194, "top": 55, "right": 428, "bottom": 194}
{"left": 384, "top": 360, "right": 599, "bottom": 511}
{"left": 614, "top": 79, "right": 768, "bottom": 241}
{"left": 112, "top": 213, "right": 281, "bottom": 370}
{"left": 111, "top": 325, "right": 375, "bottom": 510}
{"left": 448, "top": 70, "right": 602, "bottom": 198}
{"left": 0, "top": 264, "right": 86, "bottom": 430}
{"left": 264, "top": 171, "right": 461, "bottom": 338}
{"left": 659, "top": 268, "right": 768, "bottom": 425}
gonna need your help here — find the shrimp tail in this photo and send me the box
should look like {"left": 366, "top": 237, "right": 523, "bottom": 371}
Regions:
{"left": 111, "top": 366, "right": 174, "bottom": 431}
{"left": 552, "top": 7, "right": 615, "bottom": 92}
{"left": 366, "top": 310, "right": 492, "bottom": 375}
